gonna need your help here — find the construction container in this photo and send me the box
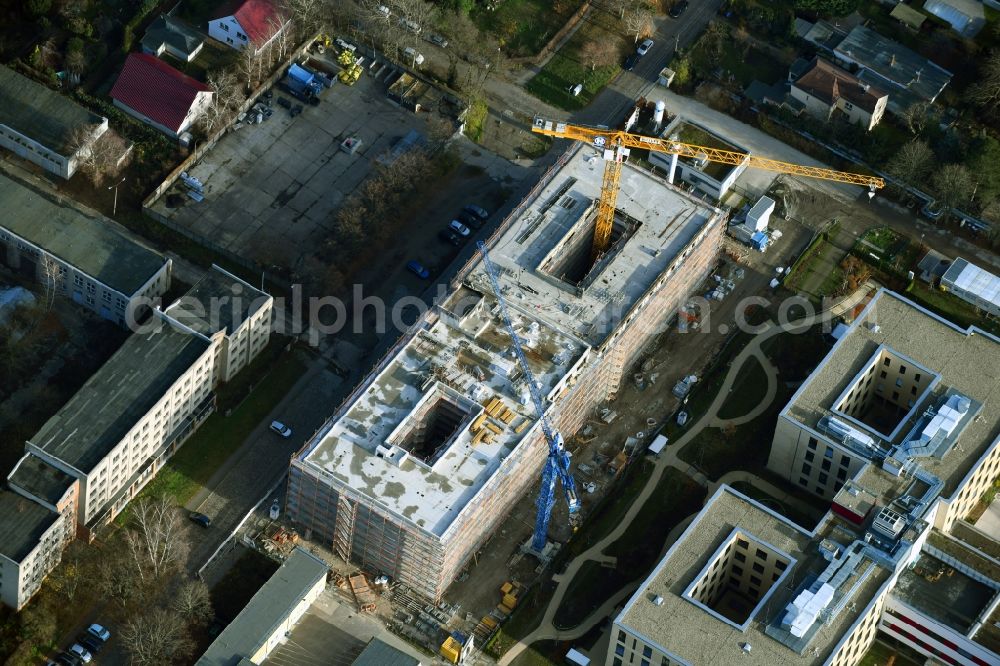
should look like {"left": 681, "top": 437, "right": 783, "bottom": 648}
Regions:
{"left": 440, "top": 636, "right": 462, "bottom": 664}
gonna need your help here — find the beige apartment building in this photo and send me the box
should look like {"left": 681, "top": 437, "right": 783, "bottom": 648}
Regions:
{"left": 609, "top": 290, "right": 999, "bottom": 666}
{"left": 0, "top": 266, "right": 272, "bottom": 609}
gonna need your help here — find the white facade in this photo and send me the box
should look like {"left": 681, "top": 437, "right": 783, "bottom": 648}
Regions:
{"left": 0, "top": 503, "right": 74, "bottom": 610}
{"left": 208, "top": 13, "right": 289, "bottom": 54}
{"left": 0, "top": 118, "right": 107, "bottom": 179}
{"left": 0, "top": 225, "right": 171, "bottom": 327}
{"left": 113, "top": 89, "right": 213, "bottom": 139}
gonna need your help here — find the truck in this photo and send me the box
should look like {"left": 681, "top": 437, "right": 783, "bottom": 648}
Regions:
{"left": 280, "top": 63, "right": 322, "bottom": 103}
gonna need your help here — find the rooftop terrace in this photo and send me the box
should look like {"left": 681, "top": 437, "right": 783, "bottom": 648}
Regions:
{"left": 784, "top": 290, "right": 1000, "bottom": 497}
{"left": 298, "top": 289, "right": 587, "bottom": 536}
{"left": 464, "top": 147, "right": 723, "bottom": 348}
{"left": 617, "top": 487, "right": 892, "bottom": 665}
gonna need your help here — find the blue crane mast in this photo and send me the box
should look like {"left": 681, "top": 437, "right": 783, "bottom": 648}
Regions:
{"left": 477, "top": 241, "right": 580, "bottom": 554}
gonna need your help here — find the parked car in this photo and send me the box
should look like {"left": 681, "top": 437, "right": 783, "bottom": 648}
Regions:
{"left": 668, "top": 0, "right": 689, "bottom": 18}
{"left": 636, "top": 38, "right": 654, "bottom": 56}
{"left": 623, "top": 53, "right": 639, "bottom": 71}
{"left": 457, "top": 210, "right": 482, "bottom": 228}
{"left": 78, "top": 636, "right": 102, "bottom": 655}
{"left": 463, "top": 204, "right": 489, "bottom": 220}
{"left": 426, "top": 33, "right": 448, "bottom": 48}
{"left": 403, "top": 46, "right": 425, "bottom": 65}
{"left": 270, "top": 420, "right": 292, "bottom": 437}
{"left": 68, "top": 645, "right": 91, "bottom": 664}
{"left": 87, "top": 624, "right": 111, "bottom": 642}
{"left": 189, "top": 512, "right": 212, "bottom": 528}
{"left": 399, "top": 17, "right": 421, "bottom": 33}
{"left": 438, "top": 229, "right": 462, "bottom": 246}
{"left": 448, "top": 220, "right": 471, "bottom": 237}
{"left": 376, "top": 4, "right": 390, "bottom": 17}
{"left": 406, "top": 260, "right": 431, "bottom": 279}
{"left": 55, "top": 655, "right": 79, "bottom": 666}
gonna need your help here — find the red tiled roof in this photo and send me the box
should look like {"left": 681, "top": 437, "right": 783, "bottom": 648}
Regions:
{"left": 109, "top": 53, "right": 211, "bottom": 133}
{"left": 792, "top": 57, "right": 886, "bottom": 114}
{"left": 216, "top": 0, "right": 284, "bottom": 44}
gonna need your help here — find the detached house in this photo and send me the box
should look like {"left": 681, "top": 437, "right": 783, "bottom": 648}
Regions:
{"left": 208, "top": 0, "right": 289, "bottom": 54}
{"left": 791, "top": 57, "right": 888, "bottom": 131}
{"left": 141, "top": 15, "right": 206, "bottom": 62}
{"left": 110, "top": 53, "right": 213, "bottom": 139}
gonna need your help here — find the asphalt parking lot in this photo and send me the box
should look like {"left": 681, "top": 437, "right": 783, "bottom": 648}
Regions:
{"left": 150, "top": 65, "right": 440, "bottom": 268}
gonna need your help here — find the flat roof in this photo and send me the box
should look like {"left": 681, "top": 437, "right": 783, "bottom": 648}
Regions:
{"left": 164, "top": 265, "right": 269, "bottom": 336}
{"left": 942, "top": 257, "right": 1000, "bottom": 311}
{"left": 299, "top": 292, "right": 587, "bottom": 537}
{"left": 352, "top": 638, "right": 421, "bottom": 666}
{"left": 669, "top": 120, "right": 747, "bottom": 181}
{"left": 0, "top": 173, "right": 167, "bottom": 295}
{"left": 835, "top": 25, "right": 952, "bottom": 108}
{"left": 893, "top": 551, "right": 996, "bottom": 634}
{"left": 29, "top": 323, "right": 210, "bottom": 474}
{"left": 0, "top": 65, "right": 105, "bottom": 155}
{"left": 0, "top": 489, "right": 58, "bottom": 563}
{"left": 7, "top": 453, "right": 76, "bottom": 506}
{"left": 197, "top": 548, "right": 328, "bottom": 666}
{"left": 784, "top": 289, "right": 1000, "bottom": 496}
{"left": 465, "top": 146, "right": 723, "bottom": 348}
{"left": 616, "top": 487, "right": 892, "bottom": 665}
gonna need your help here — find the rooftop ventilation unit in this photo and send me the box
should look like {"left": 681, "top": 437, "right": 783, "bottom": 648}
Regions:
{"left": 903, "top": 394, "right": 971, "bottom": 457}
{"left": 872, "top": 506, "right": 906, "bottom": 539}
{"left": 781, "top": 583, "right": 835, "bottom": 638}
{"left": 653, "top": 595, "right": 664, "bottom": 606}
{"left": 819, "top": 416, "right": 876, "bottom": 451}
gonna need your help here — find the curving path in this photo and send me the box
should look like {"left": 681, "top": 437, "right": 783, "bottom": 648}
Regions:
{"left": 495, "top": 283, "right": 883, "bottom": 664}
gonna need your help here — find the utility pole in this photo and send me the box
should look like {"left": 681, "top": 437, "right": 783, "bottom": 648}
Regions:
{"left": 108, "top": 177, "right": 126, "bottom": 217}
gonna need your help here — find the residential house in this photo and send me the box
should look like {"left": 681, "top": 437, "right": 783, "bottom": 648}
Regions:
{"left": 0, "top": 172, "right": 171, "bottom": 327}
{"left": 110, "top": 53, "right": 213, "bottom": 139}
{"left": 790, "top": 57, "right": 889, "bottom": 131}
{"left": 834, "top": 25, "right": 953, "bottom": 115}
{"left": 924, "top": 0, "right": 986, "bottom": 37}
{"left": 141, "top": 14, "right": 206, "bottom": 62}
{"left": 208, "top": 0, "right": 289, "bottom": 54}
{"left": 0, "top": 66, "right": 108, "bottom": 179}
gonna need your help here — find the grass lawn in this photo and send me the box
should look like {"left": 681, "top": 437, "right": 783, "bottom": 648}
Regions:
{"left": 717, "top": 357, "right": 769, "bottom": 420}
{"left": 139, "top": 354, "right": 308, "bottom": 506}
{"left": 474, "top": 0, "right": 583, "bottom": 57}
{"left": 525, "top": 11, "right": 623, "bottom": 110}
{"left": 784, "top": 236, "right": 846, "bottom": 301}
{"left": 553, "top": 468, "right": 706, "bottom": 628}
{"left": 905, "top": 281, "right": 1000, "bottom": 336}
{"left": 859, "top": 226, "right": 902, "bottom": 254}
{"left": 690, "top": 39, "right": 786, "bottom": 87}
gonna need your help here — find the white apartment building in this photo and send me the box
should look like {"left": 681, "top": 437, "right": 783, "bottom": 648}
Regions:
{"left": 0, "top": 267, "right": 273, "bottom": 609}
{"left": 609, "top": 290, "right": 999, "bottom": 666}
{"left": 0, "top": 173, "right": 171, "bottom": 326}
{"left": 0, "top": 65, "right": 108, "bottom": 179}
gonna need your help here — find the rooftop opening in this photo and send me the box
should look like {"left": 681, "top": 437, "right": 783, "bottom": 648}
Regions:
{"left": 831, "top": 345, "right": 937, "bottom": 441}
{"left": 683, "top": 529, "right": 795, "bottom": 630}
{"left": 386, "top": 384, "right": 476, "bottom": 467}
{"left": 537, "top": 207, "right": 641, "bottom": 290}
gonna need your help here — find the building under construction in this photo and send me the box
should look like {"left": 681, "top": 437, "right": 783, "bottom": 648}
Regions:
{"left": 285, "top": 145, "right": 726, "bottom": 600}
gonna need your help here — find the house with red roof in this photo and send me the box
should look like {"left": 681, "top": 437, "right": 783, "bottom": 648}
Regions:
{"left": 790, "top": 57, "right": 888, "bottom": 131}
{"left": 208, "top": 0, "right": 289, "bottom": 54}
{"left": 110, "top": 53, "right": 214, "bottom": 139}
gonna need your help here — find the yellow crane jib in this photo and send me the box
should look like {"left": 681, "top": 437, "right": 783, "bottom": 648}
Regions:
{"left": 531, "top": 115, "right": 884, "bottom": 254}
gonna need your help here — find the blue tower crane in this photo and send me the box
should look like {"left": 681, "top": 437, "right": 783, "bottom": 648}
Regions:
{"left": 477, "top": 241, "right": 580, "bottom": 554}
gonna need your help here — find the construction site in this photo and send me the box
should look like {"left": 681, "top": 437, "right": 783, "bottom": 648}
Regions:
{"left": 285, "top": 139, "right": 726, "bottom": 602}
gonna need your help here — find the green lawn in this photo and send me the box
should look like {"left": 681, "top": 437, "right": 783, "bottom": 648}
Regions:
{"left": 689, "top": 39, "right": 786, "bottom": 88}
{"left": 784, "top": 236, "right": 846, "bottom": 301}
{"left": 905, "top": 281, "right": 1000, "bottom": 335}
{"left": 140, "top": 355, "right": 307, "bottom": 506}
{"left": 717, "top": 357, "right": 769, "bottom": 420}
{"left": 473, "top": 0, "right": 583, "bottom": 57}
{"left": 525, "top": 11, "right": 623, "bottom": 110}
{"left": 553, "top": 468, "right": 706, "bottom": 628}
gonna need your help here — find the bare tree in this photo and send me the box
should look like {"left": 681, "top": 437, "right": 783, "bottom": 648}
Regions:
{"left": 121, "top": 609, "right": 195, "bottom": 666}
{"left": 97, "top": 545, "right": 138, "bottom": 609}
{"left": 579, "top": 38, "right": 619, "bottom": 71}
{"left": 899, "top": 101, "right": 934, "bottom": 135}
{"left": 172, "top": 580, "right": 213, "bottom": 626}
{"left": 69, "top": 125, "right": 132, "bottom": 187}
{"left": 966, "top": 50, "right": 1000, "bottom": 117}
{"left": 887, "top": 139, "right": 934, "bottom": 186}
{"left": 932, "top": 163, "right": 975, "bottom": 214}
{"left": 198, "top": 68, "right": 247, "bottom": 134}
{"left": 40, "top": 254, "right": 60, "bottom": 311}
{"left": 281, "top": 0, "right": 323, "bottom": 38}
{"left": 125, "top": 496, "right": 189, "bottom": 584}
{"left": 623, "top": 5, "right": 654, "bottom": 44}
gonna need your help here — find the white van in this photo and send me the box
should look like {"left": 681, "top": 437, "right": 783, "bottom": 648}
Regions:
{"left": 403, "top": 47, "right": 425, "bottom": 65}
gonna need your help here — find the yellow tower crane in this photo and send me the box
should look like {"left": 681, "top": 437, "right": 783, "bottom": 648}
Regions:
{"left": 530, "top": 116, "right": 884, "bottom": 258}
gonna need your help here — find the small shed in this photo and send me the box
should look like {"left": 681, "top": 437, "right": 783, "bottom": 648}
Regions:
{"left": 565, "top": 647, "right": 591, "bottom": 666}
{"left": 750, "top": 231, "right": 769, "bottom": 252}
{"left": 648, "top": 434, "right": 668, "bottom": 455}
{"left": 747, "top": 196, "right": 775, "bottom": 232}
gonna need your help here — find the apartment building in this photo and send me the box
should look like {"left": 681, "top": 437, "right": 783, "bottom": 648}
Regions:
{"left": 0, "top": 490, "right": 75, "bottom": 610}
{"left": 287, "top": 145, "right": 725, "bottom": 601}
{"left": 0, "top": 267, "right": 272, "bottom": 609}
{"left": 0, "top": 66, "right": 108, "bottom": 179}
{"left": 0, "top": 173, "right": 171, "bottom": 326}
{"left": 609, "top": 290, "right": 999, "bottom": 666}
